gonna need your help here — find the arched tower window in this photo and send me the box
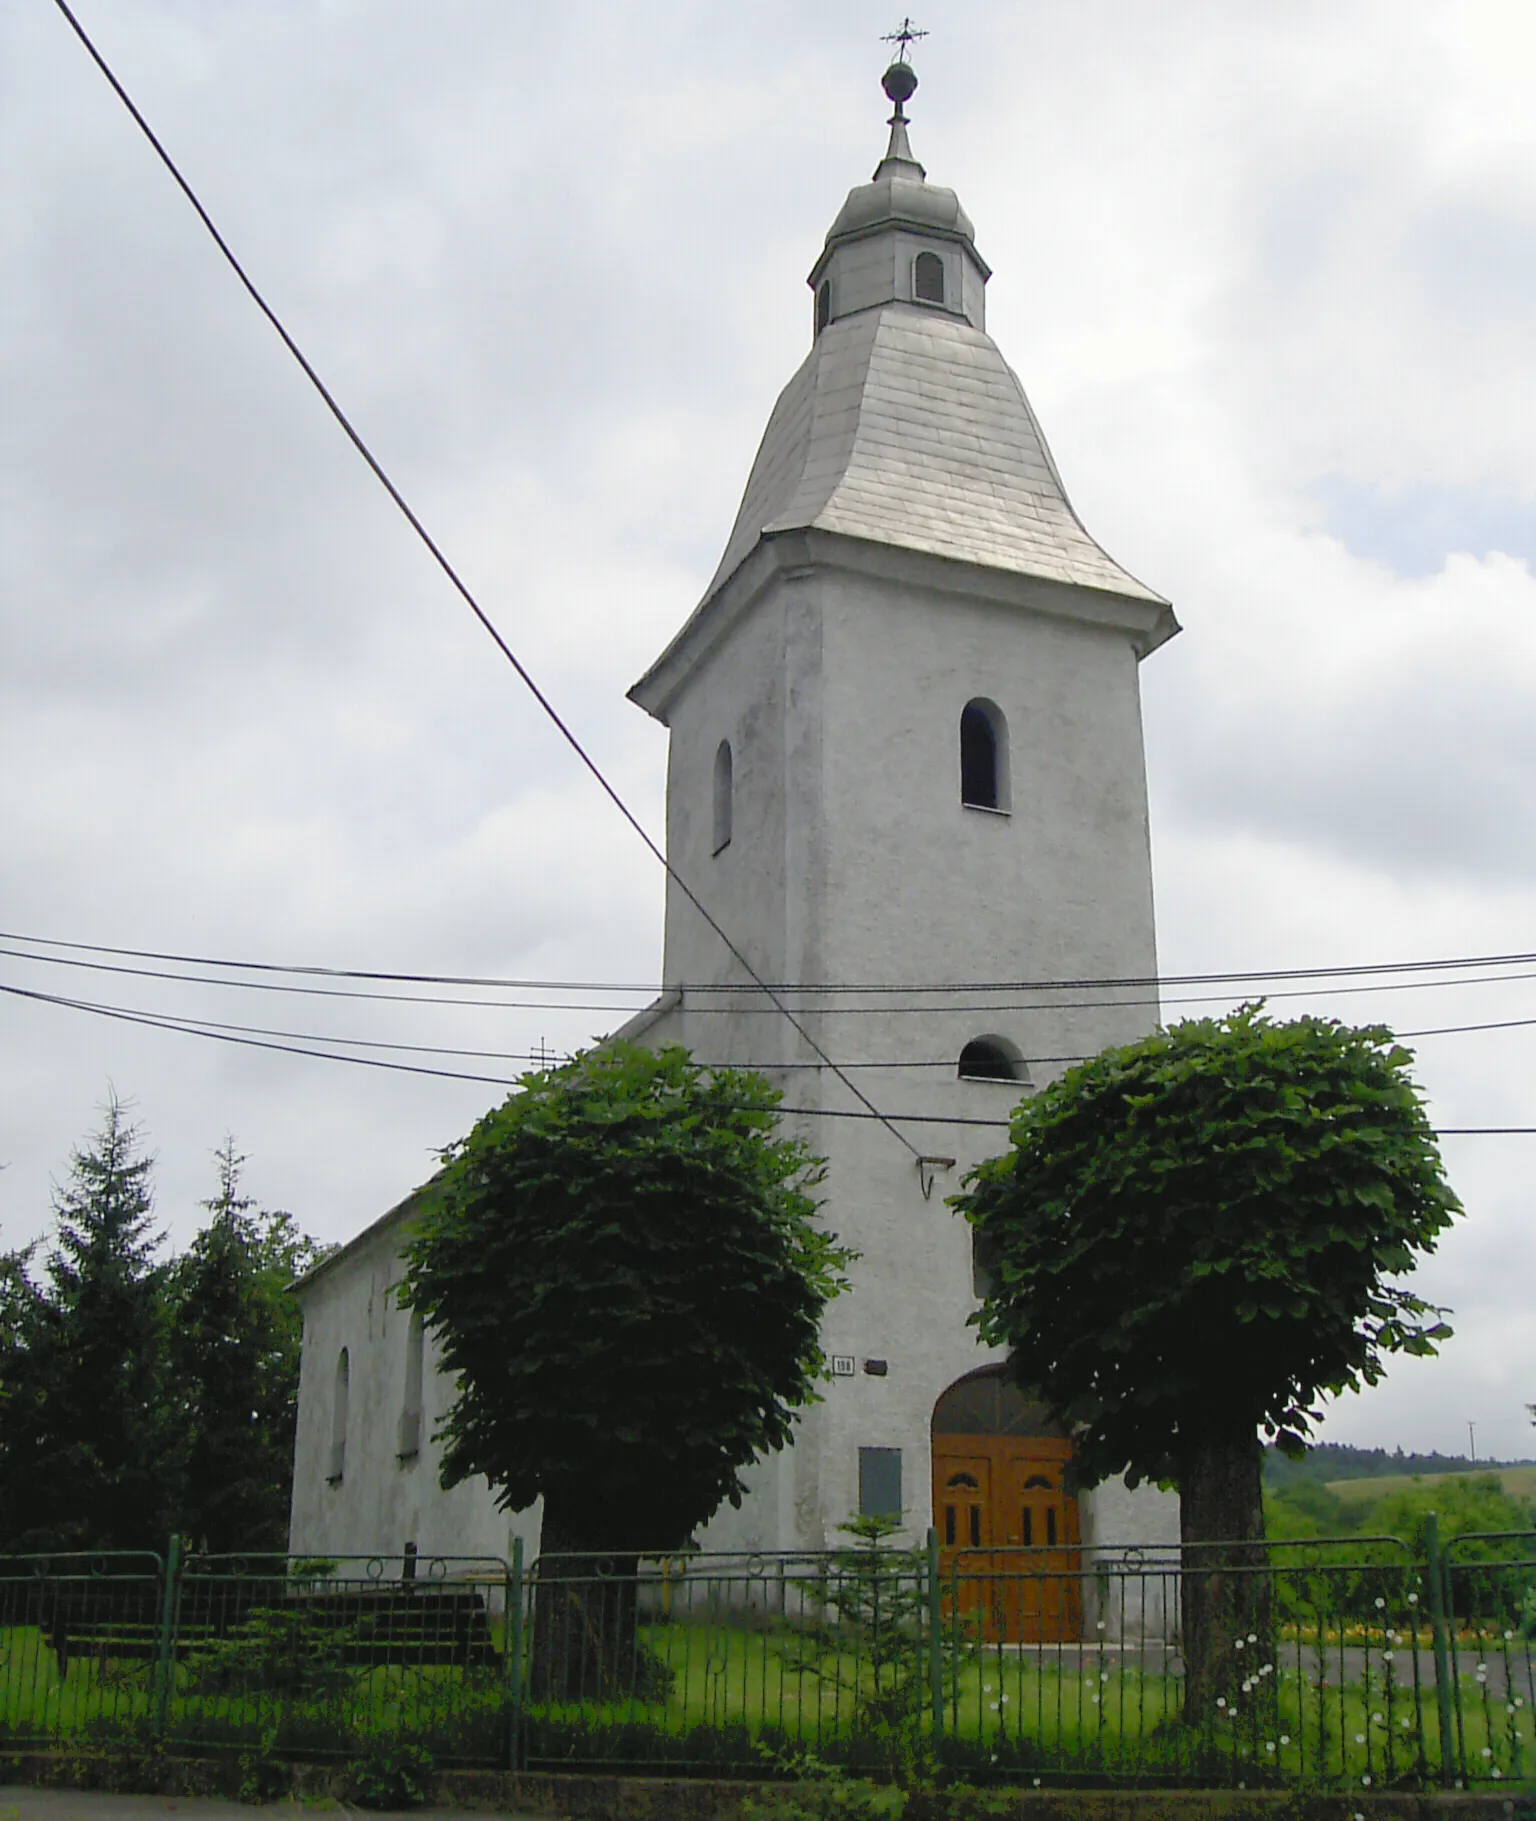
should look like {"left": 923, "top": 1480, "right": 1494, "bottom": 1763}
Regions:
{"left": 815, "top": 279, "right": 832, "bottom": 334}
{"left": 328, "top": 1346, "right": 349, "bottom": 1484}
{"left": 914, "top": 251, "right": 946, "bottom": 305}
{"left": 398, "top": 1309, "right": 425, "bottom": 1462}
{"left": 712, "top": 739, "right": 733, "bottom": 854}
{"left": 958, "top": 1035, "right": 1025, "bottom": 1083}
{"left": 960, "top": 698, "right": 1009, "bottom": 811}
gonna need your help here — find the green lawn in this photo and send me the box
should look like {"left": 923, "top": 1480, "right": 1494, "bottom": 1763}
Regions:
{"left": 0, "top": 1614, "right": 1529, "bottom": 1790}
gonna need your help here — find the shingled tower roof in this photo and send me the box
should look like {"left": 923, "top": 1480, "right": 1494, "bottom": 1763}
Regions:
{"left": 701, "top": 58, "right": 1168, "bottom": 613}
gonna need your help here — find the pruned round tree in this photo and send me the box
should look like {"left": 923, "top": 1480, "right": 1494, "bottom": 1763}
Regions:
{"left": 952, "top": 1007, "right": 1460, "bottom": 1717}
{"left": 400, "top": 1041, "right": 848, "bottom": 1692}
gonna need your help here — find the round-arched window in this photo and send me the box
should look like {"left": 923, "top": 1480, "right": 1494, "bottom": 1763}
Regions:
{"left": 914, "top": 251, "right": 946, "bottom": 305}
{"left": 958, "top": 1035, "right": 1025, "bottom": 1083}
{"left": 328, "top": 1346, "right": 350, "bottom": 1484}
{"left": 713, "top": 739, "right": 734, "bottom": 854}
{"left": 960, "top": 699, "right": 1009, "bottom": 811}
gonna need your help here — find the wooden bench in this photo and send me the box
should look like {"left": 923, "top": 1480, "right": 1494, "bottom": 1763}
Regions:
{"left": 22, "top": 1576, "right": 499, "bottom": 1676}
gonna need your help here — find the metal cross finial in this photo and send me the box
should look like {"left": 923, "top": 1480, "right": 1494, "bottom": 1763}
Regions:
{"left": 881, "top": 18, "right": 927, "bottom": 64}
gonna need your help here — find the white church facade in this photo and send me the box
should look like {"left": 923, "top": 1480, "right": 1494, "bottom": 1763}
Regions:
{"left": 288, "top": 56, "right": 1183, "bottom": 1616}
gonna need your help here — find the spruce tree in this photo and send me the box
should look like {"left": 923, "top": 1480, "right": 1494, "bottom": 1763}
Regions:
{"left": 5, "top": 1095, "right": 171, "bottom": 1551}
{"left": 167, "top": 1140, "right": 325, "bottom": 1553}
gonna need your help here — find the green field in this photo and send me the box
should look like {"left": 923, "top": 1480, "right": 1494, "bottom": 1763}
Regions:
{"left": 1326, "top": 1466, "right": 1536, "bottom": 1505}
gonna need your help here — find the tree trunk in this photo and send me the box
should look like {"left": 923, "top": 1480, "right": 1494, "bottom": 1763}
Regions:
{"left": 528, "top": 1498, "right": 643, "bottom": 1702}
{"left": 1179, "top": 1432, "right": 1274, "bottom": 1732}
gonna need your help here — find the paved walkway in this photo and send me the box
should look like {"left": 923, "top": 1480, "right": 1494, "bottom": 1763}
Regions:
{"left": 0, "top": 1790, "right": 547, "bottom": 1819}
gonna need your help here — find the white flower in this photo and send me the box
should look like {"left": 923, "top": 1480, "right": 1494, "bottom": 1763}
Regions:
{"left": 1382, "top": 1652, "right": 1393, "bottom": 1663}
{"left": 1217, "top": 1698, "right": 1227, "bottom": 1709}
{"left": 1242, "top": 1680, "right": 1253, "bottom": 1693}
{"left": 1408, "top": 1593, "right": 1419, "bottom": 1605}
{"left": 990, "top": 1755, "right": 998, "bottom": 1764}
{"left": 989, "top": 1701, "right": 1000, "bottom": 1712}
{"left": 1101, "top": 1672, "right": 1110, "bottom": 1683}
{"left": 999, "top": 1694, "right": 1008, "bottom": 1705}
{"left": 1372, "top": 1713, "right": 1383, "bottom": 1724}
{"left": 1375, "top": 1598, "right": 1386, "bottom": 1609}
{"left": 1505, "top": 1630, "right": 1515, "bottom": 1641}
{"left": 1400, "top": 1719, "right": 1411, "bottom": 1730}
{"left": 1482, "top": 1747, "right": 1493, "bottom": 1759}
{"left": 1032, "top": 1778, "right": 1041, "bottom": 1788}
{"left": 1096, "top": 1620, "right": 1106, "bottom": 1631}
{"left": 1248, "top": 1633, "right": 1258, "bottom": 1644}
{"left": 1265, "top": 1742, "right": 1276, "bottom": 1754}
{"left": 1235, "top": 1639, "right": 1245, "bottom": 1651}
{"left": 1361, "top": 1775, "right": 1372, "bottom": 1786}
{"left": 1280, "top": 1735, "right": 1290, "bottom": 1745}
{"left": 1091, "top": 1693, "right": 1100, "bottom": 1705}
{"left": 1493, "top": 1769, "right": 1504, "bottom": 1780}
{"left": 1355, "top": 1734, "right": 1366, "bottom": 1745}
{"left": 1517, "top": 1698, "right": 1526, "bottom": 1708}
{"left": 1509, "top": 1704, "right": 1517, "bottom": 1716}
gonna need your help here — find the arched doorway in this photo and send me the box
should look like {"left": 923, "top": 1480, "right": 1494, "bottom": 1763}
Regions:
{"left": 931, "top": 1368, "right": 1082, "bottom": 1642}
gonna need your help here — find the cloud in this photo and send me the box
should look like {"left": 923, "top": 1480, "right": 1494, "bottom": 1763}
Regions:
{"left": 1, "top": 0, "right": 1533, "bottom": 1461}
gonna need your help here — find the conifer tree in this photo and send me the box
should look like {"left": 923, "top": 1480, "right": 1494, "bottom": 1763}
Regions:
{"left": 1, "top": 1094, "right": 171, "bottom": 1550}
{"left": 167, "top": 1139, "right": 326, "bottom": 1553}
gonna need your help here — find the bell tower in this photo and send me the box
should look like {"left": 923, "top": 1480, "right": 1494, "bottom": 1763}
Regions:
{"left": 624, "top": 50, "right": 1180, "bottom": 1562}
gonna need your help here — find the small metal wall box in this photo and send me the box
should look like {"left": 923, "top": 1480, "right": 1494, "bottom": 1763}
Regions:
{"left": 863, "top": 1358, "right": 889, "bottom": 1376}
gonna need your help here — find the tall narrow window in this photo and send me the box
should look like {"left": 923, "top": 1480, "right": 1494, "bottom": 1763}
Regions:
{"left": 398, "top": 1310, "right": 425, "bottom": 1462}
{"left": 960, "top": 698, "right": 1009, "bottom": 811}
{"left": 815, "top": 279, "right": 831, "bottom": 333}
{"left": 328, "top": 1347, "right": 349, "bottom": 1484}
{"left": 914, "top": 251, "right": 946, "bottom": 305}
{"left": 712, "top": 739, "right": 733, "bottom": 854}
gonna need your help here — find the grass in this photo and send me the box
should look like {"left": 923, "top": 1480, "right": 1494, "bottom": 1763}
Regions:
{"left": 0, "top": 1608, "right": 1530, "bottom": 1791}
{"left": 1327, "top": 1467, "right": 1536, "bottom": 1505}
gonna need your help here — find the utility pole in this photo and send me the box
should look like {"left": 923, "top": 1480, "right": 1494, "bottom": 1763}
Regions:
{"left": 1468, "top": 1420, "right": 1476, "bottom": 1462}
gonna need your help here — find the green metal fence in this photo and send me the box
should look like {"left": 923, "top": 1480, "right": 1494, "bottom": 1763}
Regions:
{"left": 0, "top": 1529, "right": 1530, "bottom": 1787}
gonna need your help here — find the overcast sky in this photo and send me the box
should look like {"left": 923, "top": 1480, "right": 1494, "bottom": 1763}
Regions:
{"left": 3, "top": 0, "right": 1533, "bottom": 1462}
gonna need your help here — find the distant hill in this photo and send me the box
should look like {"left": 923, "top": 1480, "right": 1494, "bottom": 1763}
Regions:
{"left": 1327, "top": 1464, "right": 1536, "bottom": 1505}
{"left": 1264, "top": 1442, "right": 1536, "bottom": 1489}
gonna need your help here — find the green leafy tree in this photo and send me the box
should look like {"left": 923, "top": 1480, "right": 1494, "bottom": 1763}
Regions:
{"left": 401, "top": 1041, "right": 850, "bottom": 1692}
{"left": 0, "top": 1094, "right": 171, "bottom": 1551}
{"left": 167, "top": 1139, "right": 329, "bottom": 1553}
{"left": 953, "top": 1008, "right": 1460, "bottom": 1719}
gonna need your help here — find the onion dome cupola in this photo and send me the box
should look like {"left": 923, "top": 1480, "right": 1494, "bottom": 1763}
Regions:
{"left": 809, "top": 56, "right": 989, "bottom": 336}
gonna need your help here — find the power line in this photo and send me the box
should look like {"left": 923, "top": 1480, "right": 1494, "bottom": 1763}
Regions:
{"left": 6, "top": 979, "right": 1535, "bottom": 1136}
{"left": 6, "top": 939, "right": 1536, "bottom": 1021}
{"left": 10, "top": 925, "right": 1536, "bottom": 999}
{"left": 47, "top": 0, "right": 921, "bottom": 1162}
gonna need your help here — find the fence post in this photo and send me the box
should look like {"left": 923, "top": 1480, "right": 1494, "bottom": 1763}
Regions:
{"left": 152, "top": 1532, "right": 182, "bottom": 1740}
{"left": 926, "top": 1527, "right": 944, "bottom": 1745}
{"left": 1423, "top": 1513, "right": 1458, "bottom": 1786}
{"left": 507, "top": 1535, "right": 525, "bottom": 1772}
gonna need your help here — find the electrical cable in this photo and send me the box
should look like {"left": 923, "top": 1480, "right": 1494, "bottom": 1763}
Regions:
{"left": 47, "top": 0, "right": 922, "bottom": 1160}
{"left": 10, "top": 925, "right": 1536, "bottom": 1000}
{"left": 5, "top": 939, "right": 1536, "bottom": 1020}
{"left": 5, "top": 980, "right": 1534, "bottom": 1136}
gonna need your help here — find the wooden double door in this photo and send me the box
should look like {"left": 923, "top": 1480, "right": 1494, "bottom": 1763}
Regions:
{"left": 933, "top": 1435, "right": 1082, "bottom": 1643}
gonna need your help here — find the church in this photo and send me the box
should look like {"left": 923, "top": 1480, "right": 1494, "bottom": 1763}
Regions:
{"left": 287, "top": 51, "right": 1182, "bottom": 1615}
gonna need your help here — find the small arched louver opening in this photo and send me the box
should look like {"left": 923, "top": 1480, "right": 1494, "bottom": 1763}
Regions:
{"left": 328, "top": 1347, "right": 350, "bottom": 1483}
{"left": 960, "top": 698, "right": 1009, "bottom": 811}
{"left": 712, "top": 740, "right": 733, "bottom": 854}
{"left": 815, "top": 279, "right": 832, "bottom": 333}
{"left": 914, "top": 250, "right": 946, "bottom": 305}
{"left": 958, "top": 1036, "right": 1024, "bottom": 1083}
